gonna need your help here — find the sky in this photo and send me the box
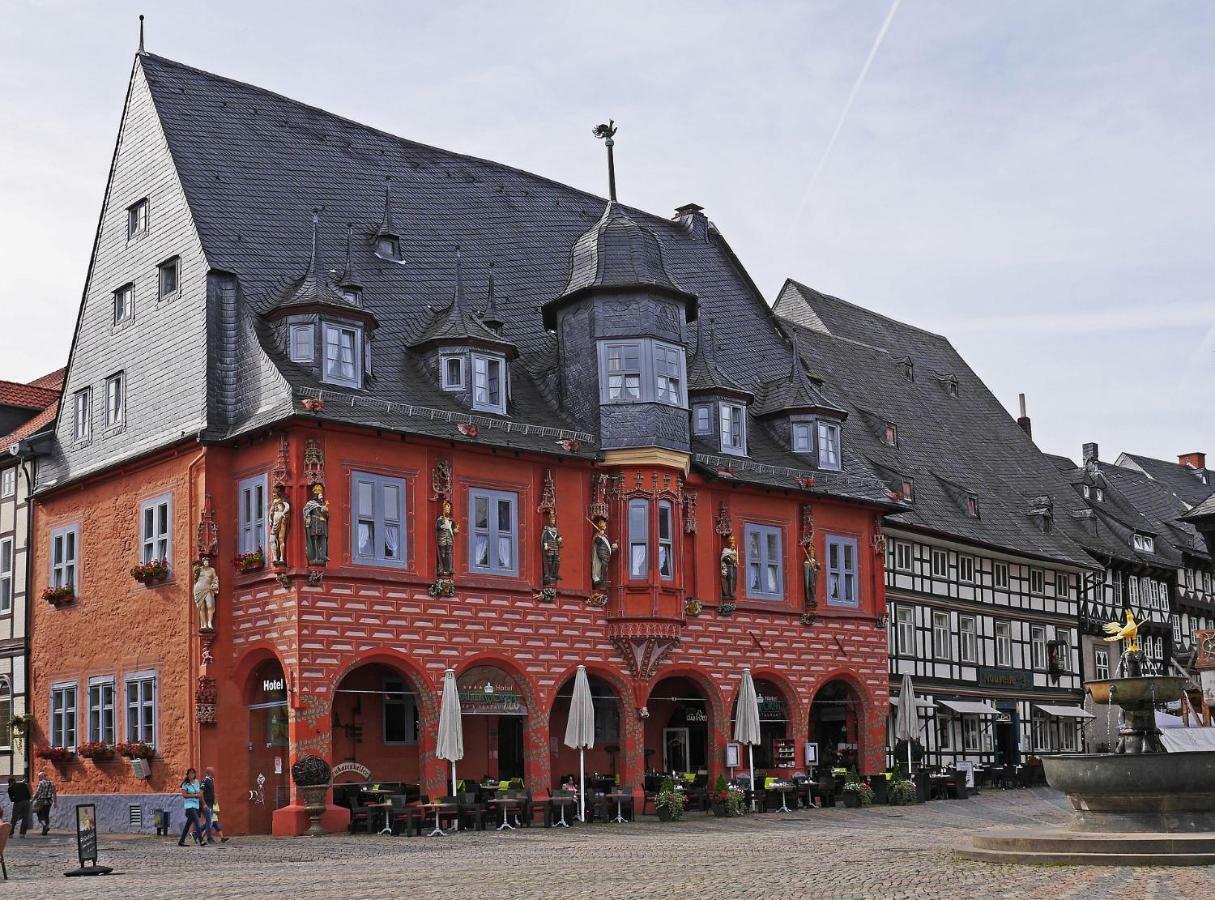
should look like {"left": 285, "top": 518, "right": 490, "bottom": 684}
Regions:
{"left": 1, "top": 1, "right": 1212, "bottom": 464}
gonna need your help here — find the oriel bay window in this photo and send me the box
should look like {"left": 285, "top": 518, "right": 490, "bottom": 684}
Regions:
{"left": 352, "top": 472, "right": 406, "bottom": 567}
{"left": 597, "top": 338, "right": 687, "bottom": 407}
{"left": 657, "top": 501, "right": 674, "bottom": 579}
{"left": 744, "top": 524, "right": 782, "bottom": 600}
{"left": 826, "top": 535, "right": 859, "bottom": 607}
{"left": 628, "top": 499, "right": 649, "bottom": 579}
{"left": 322, "top": 322, "right": 362, "bottom": 388}
{"left": 469, "top": 488, "right": 517, "bottom": 576}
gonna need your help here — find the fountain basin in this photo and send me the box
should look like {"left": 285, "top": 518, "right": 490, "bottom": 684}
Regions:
{"left": 1042, "top": 751, "right": 1215, "bottom": 833}
{"left": 1085, "top": 676, "right": 1187, "bottom": 707}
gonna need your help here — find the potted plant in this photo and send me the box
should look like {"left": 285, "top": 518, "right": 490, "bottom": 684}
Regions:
{"left": 77, "top": 741, "right": 117, "bottom": 762}
{"left": 117, "top": 740, "right": 155, "bottom": 760}
{"left": 655, "top": 777, "right": 686, "bottom": 822}
{"left": 709, "top": 775, "right": 746, "bottom": 817}
{"left": 235, "top": 549, "right": 265, "bottom": 573}
{"left": 842, "top": 771, "right": 874, "bottom": 808}
{"left": 42, "top": 585, "right": 74, "bottom": 606}
{"left": 37, "top": 746, "right": 75, "bottom": 765}
{"left": 888, "top": 777, "right": 918, "bottom": 806}
{"left": 9, "top": 713, "right": 32, "bottom": 752}
{"left": 291, "top": 754, "right": 333, "bottom": 836}
{"left": 131, "top": 559, "right": 170, "bottom": 585}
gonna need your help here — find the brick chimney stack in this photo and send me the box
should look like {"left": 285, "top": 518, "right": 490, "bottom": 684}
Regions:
{"left": 1179, "top": 452, "right": 1207, "bottom": 470}
{"left": 1016, "top": 393, "right": 1032, "bottom": 438}
{"left": 1082, "top": 442, "right": 1099, "bottom": 465}
{"left": 674, "top": 203, "right": 708, "bottom": 242}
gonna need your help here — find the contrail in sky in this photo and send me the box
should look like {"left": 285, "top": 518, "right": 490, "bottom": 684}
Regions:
{"left": 794, "top": 0, "right": 903, "bottom": 227}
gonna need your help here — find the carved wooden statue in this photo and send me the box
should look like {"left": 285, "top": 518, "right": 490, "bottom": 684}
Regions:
{"left": 193, "top": 556, "right": 219, "bottom": 632}
{"left": 541, "top": 513, "right": 563, "bottom": 586}
{"left": 268, "top": 487, "right": 291, "bottom": 566}
{"left": 436, "top": 499, "right": 458, "bottom": 576}
{"left": 590, "top": 516, "right": 616, "bottom": 589}
{"left": 802, "top": 543, "right": 820, "bottom": 608}
{"left": 720, "top": 534, "right": 739, "bottom": 600}
{"left": 303, "top": 485, "right": 330, "bottom": 565}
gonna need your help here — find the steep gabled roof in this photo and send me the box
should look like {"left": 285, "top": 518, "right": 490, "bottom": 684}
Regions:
{"left": 0, "top": 380, "right": 59, "bottom": 411}
{"left": 1100, "top": 462, "right": 1209, "bottom": 562}
{"left": 1117, "top": 452, "right": 1215, "bottom": 508}
{"left": 687, "top": 319, "right": 750, "bottom": 399}
{"left": 776, "top": 278, "right": 1098, "bottom": 567}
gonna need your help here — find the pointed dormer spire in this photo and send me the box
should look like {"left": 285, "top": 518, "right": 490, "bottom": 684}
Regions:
{"left": 592, "top": 120, "right": 618, "bottom": 202}
{"left": 337, "top": 223, "right": 363, "bottom": 291}
{"left": 306, "top": 208, "right": 322, "bottom": 279}
{"left": 138, "top": 14, "right": 145, "bottom": 55}
{"left": 481, "top": 262, "right": 505, "bottom": 333}
{"left": 452, "top": 246, "right": 466, "bottom": 313}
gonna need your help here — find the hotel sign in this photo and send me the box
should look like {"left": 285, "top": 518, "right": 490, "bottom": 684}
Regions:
{"left": 978, "top": 667, "right": 1031, "bottom": 691}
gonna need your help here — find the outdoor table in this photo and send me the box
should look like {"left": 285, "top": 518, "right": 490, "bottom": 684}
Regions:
{"left": 366, "top": 801, "right": 393, "bottom": 835}
{"left": 607, "top": 791, "right": 631, "bottom": 823}
{"left": 550, "top": 794, "right": 574, "bottom": 828}
{"left": 771, "top": 783, "right": 794, "bottom": 813}
{"left": 423, "top": 802, "right": 457, "bottom": 837}
{"left": 489, "top": 796, "right": 517, "bottom": 831}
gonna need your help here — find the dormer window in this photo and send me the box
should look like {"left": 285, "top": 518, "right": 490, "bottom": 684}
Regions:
{"left": 597, "top": 339, "right": 687, "bottom": 408}
{"left": 884, "top": 422, "right": 898, "bottom": 446}
{"left": 441, "top": 354, "right": 465, "bottom": 391}
{"left": 127, "top": 199, "right": 149, "bottom": 239}
{"left": 816, "top": 420, "right": 841, "bottom": 470}
{"left": 692, "top": 404, "right": 712, "bottom": 435}
{"left": 376, "top": 235, "right": 400, "bottom": 259}
{"left": 289, "top": 323, "right": 315, "bottom": 363}
{"left": 967, "top": 495, "right": 980, "bottom": 517}
{"left": 341, "top": 287, "right": 362, "bottom": 307}
{"left": 1132, "top": 533, "right": 1155, "bottom": 553}
{"left": 1096, "top": 488, "right": 1104, "bottom": 501}
{"left": 901, "top": 357, "right": 915, "bottom": 381}
{"left": 322, "top": 322, "right": 362, "bottom": 388}
{"left": 901, "top": 478, "right": 914, "bottom": 502}
{"left": 719, "top": 402, "right": 746, "bottom": 456}
{"left": 792, "top": 422, "right": 813, "bottom": 453}
{"left": 472, "top": 352, "right": 506, "bottom": 413}
{"left": 941, "top": 375, "right": 959, "bottom": 397}
{"left": 1082, "top": 485, "right": 1090, "bottom": 499}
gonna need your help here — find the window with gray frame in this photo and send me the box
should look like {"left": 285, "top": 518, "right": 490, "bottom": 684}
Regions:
{"left": 693, "top": 404, "right": 711, "bottom": 435}
{"left": 73, "top": 388, "right": 91, "bottom": 443}
{"left": 51, "top": 524, "right": 79, "bottom": 590}
{"left": 817, "top": 420, "right": 841, "bottom": 470}
{"left": 441, "top": 354, "right": 465, "bottom": 390}
{"left": 1094, "top": 647, "right": 1109, "bottom": 680}
{"left": 469, "top": 488, "right": 517, "bottom": 576}
{"left": 933, "top": 610, "right": 951, "bottom": 660}
{"left": 791, "top": 422, "right": 812, "bottom": 453}
{"left": 238, "top": 474, "right": 268, "bottom": 555}
{"left": 113, "top": 283, "right": 134, "bottom": 324}
{"left": 351, "top": 472, "right": 406, "bottom": 567}
{"left": 104, "top": 371, "right": 125, "bottom": 428}
{"left": 88, "top": 677, "right": 115, "bottom": 744}
{"left": 0, "top": 537, "right": 11, "bottom": 613}
{"left": 628, "top": 499, "right": 649, "bottom": 579}
{"left": 658, "top": 500, "right": 674, "bottom": 579}
{"left": 597, "top": 339, "right": 687, "bottom": 407}
{"left": 158, "top": 257, "right": 179, "bottom": 299}
{"left": 322, "top": 322, "right": 362, "bottom": 388}
{"left": 826, "top": 535, "right": 859, "bottom": 607}
{"left": 471, "top": 352, "right": 506, "bottom": 413}
{"left": 289, "top": 323, "right": 315, "bottom": 363}
{"left": 745, "top": 524, "right": 783, "bottom": 600}
{"left": 51, "top": 682, "right": 77, "bottom": 748}
{"left": 719, "top": 402, "right": 746, "bottom": 455}
{"left": 125, "top": 672, "right": 156, "bottom": 744}
{"left": 141, "top": 494, "right": 172, "bottom": 565}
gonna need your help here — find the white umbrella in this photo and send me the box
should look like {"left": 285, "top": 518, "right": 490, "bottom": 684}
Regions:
{"left": 436, "top": 668, "right": 464, "bottom": 824}
{"left": 894, "top": 672, "right": 919, "bottom": 776}
{"left": 734, "top": 667, "right": 762, "bottom": 810}
{"left": 563, "top": 665, "right": 596, "bottom": 823}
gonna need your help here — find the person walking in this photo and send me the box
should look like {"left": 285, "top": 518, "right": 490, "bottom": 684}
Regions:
{"left": 31, "top": 771, "right": 56, "bottom": 835}
{"left": 200, "top": 767, "right": 228, "bottom": 844}
{"left": 7, "top": 775, "right": 31, "bottom": 837}
{"left": 178, "top": 768, "right": 206, "bottom": 847}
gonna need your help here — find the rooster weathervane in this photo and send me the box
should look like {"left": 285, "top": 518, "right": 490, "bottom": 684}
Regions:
{"left": 593, "top": 120, "right": 619, "bottom": 202}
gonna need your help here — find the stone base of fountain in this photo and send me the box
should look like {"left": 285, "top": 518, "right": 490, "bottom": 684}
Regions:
{"left": 958, "top": 829, "right": 1215, "bottom": 866}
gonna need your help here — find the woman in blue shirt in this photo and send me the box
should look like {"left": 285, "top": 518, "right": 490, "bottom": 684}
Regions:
{"left": 178, "top": 768, "right": 206, "bottom": 846}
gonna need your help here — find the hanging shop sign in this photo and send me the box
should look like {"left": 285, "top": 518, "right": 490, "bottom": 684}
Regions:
{"left": 756, "top": 697, "right": 788, "bottom": 721}
{"left": 332, "top": 761, "right": 372, "bottom": 780}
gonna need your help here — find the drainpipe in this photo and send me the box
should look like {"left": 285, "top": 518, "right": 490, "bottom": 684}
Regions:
{"left": 15, "top": 448, "right": 37, "bottom": 780}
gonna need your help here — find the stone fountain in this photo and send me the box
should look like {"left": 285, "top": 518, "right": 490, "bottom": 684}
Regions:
{"left": 960, "top": 630, "right": 1215, "bottom": 866}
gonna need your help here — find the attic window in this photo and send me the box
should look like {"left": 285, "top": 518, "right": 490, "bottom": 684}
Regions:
{"left": 791, "top": 422, "right": 812, "bottom": 453}
{"left": 322, "top": 322, "right": 362, "bottom": 388}
{"left": 884, "top": 422, "right": 898, "bottom": 446}
{"left": 816, "top": 421, "right": 841, "bottom": 471}
{"left": 1096, "top": 488, "right": 1104, "bottom": 501}
{"left": 901, "top": 478, "right": 914, "bottom": 502}
{"left": 966, "top": 496, "right": 980, "bottom": 517}
{"left": 942, "top": 375, "right": 959, "bottom": 398}
{"left": 441, "top": 354, "right": 465, "bottom": 391}
{"left": 901, "top": 358, "right": 914, "bottom": 381}
{"left": 1132, "top": 533, "right": 1155, "bottom": 553}
{"left": 127, "top": 199, "right": 149, "bottom": 239}
{"left": 472, "top": 352, "right": 506, "bottom": 414}
{"left": 289, "top": 323, "right": 315, "bottom": 363}
{"left": 376, "top": 235, "right": 400, "bottom": 259}
{"left": 341, "top": 287, "right": 362, "bottom": 307}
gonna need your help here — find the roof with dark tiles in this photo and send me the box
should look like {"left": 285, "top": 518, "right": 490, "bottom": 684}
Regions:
{"left": 1116, "top": 452, "right": 1215, "bottom": 508}
{"left": 133, "top": 54, "right": 889, "bottom": 505}
{"left": 775, "top": 279, "right": 1100, "bottom": 568}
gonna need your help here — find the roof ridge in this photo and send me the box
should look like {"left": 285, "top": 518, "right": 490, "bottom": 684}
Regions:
{"left": 786, "top": 278, "right": 950, "bottom": 343}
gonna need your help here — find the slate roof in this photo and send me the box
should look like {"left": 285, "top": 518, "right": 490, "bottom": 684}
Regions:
{"left": 408, "top": 251, "right": 516, "bottom": 355}
{"left": 133, "top": 54, "right": 889, "bottom": 505}
{"left": 1183, "top": 493, "right": 1215, "bottom": 522}
{"left": 774, "top": 279, "right": 1099, "bottom": 568}
{"left": 1117, "top": 452, "right": 1215, "bottom": 508}
{"left": 686, "top": 319, "right": 750, "bottom": 398}
{"left": 753, "top": 347, "right": 846, "bottom": 418}
{"left": 1101, "top": 463, "right": 1208, "bottom": 563}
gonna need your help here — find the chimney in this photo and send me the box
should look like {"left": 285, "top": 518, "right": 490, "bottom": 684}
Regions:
{"left": 674, "top": 203, "right": 708, "bottom": 242}
{"left": 1082, "top": 442, "right": 1099, "bottom": 466}
{"left": 1179, "top": 452, "right": 1207, "bottom": 471}
{"left": 1016, "top": 393, "right": 1032, "bottom": 438}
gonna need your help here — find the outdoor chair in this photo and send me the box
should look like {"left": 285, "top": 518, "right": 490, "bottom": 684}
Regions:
{"left": 390, "top": 795, "right": 424, "bottom": 836}
{"left": 436, "top": 797, "right": 463, "bottom": 831}
{"left": 457, "top": 792, "right": 488, "bottom": 831}
{"left": 814, "top": 776, "right": 836, "bottom": 807}
{"left": 347, "top": 798, "right": 374, "bottom": 834}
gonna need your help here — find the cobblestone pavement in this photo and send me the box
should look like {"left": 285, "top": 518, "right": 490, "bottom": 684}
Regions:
{"left": 3, "top": 788, "right": 1213, "bottom": 898}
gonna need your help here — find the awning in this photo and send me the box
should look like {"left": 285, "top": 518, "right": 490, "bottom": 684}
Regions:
{"left": 937, "top": 699, "right": 998, "bottom": 716}
{"left": 1035, "top": 704, "right": 1095, "bottom": 720}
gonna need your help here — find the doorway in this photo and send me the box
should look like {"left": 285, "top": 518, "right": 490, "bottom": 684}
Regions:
{"left": 663, "top": 728, "right": 690, "bottom": 773}
{"left": 497, "top": 717, "right": 524, "bottom": 779}
{"left": 995, "top": 712, "right": 1019, "bottom": 765}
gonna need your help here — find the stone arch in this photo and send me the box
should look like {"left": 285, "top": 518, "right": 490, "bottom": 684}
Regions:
{"left": 807, "top": 669, "right": 873, "bottom": 773}
{"left": 645, "top": 664, "right": 727, "bottom": 780}
{"left": 725, "top": 668, "right": 804, "bottom": 773}
{"left": 547, "top": 663, "right": 639, "bottom": 792}
{"left": 454, "top": 653, "right": 549, "bottom": 791}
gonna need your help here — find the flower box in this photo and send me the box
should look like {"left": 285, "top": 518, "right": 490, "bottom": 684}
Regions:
{"left": 78, "top": 741, "right": 117, "bottom": 761}
{"left": 131, "top": 559, "right": 170, "bottom": 585}
{"left": 235, "top": 550, "right": 265, "bottom": 573}
{"left": 37, "top": 746, "right": 75, "bottom": 764}
{"left": 117, "top": 741, "right": 155, "bottom": 760}
{"left": 42, "top": 585, "right": 74, "bottom": 606}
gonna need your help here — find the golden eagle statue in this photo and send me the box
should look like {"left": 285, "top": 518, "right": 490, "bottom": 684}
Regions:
{"left": 1103, "top": 609, "right": 1140, "bottom": 652}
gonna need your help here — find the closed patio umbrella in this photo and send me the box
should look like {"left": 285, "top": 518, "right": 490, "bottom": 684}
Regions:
{"left": 734, "top": 667, "right": 762, "bottom": 811}
{"left": 563, "top": 665, "right": 596, "bottom": 823}
{"left": 894, "top": 672, "right": 919, "bottom": 776}
{"left": 436, "top": 668, "right": 464, "bottom": 820}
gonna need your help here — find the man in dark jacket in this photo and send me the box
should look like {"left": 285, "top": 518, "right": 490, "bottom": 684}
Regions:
{"left": 7, "top": 775, "right": 31, "bottom": 836}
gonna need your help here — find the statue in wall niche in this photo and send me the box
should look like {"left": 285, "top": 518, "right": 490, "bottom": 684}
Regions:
{"left": 268, "top": 486, "right": 291, "bottom": 566}
{"left": 435, "top": 499, "right": 458, "bottom": 577}
{"left": 590, "top": 516, "right": 616, "bottom": 589}
{"left": 303, "top": 484, "right": 330, "bottom": 566}
{"left": 193, "top": 556, "right": 219, "bottom": 632}
{"left": 719, "top": 534, "right": 739, "bottom": 600}
{"left": 541, "top": 512, "right": 563, "bottom": 586}
{"left": 802, "top": 543, "right": 821, "bottom": 609}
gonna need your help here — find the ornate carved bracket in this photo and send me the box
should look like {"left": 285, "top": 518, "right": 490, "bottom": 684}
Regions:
{"left": 682, "top": 491, "right": 698, "bottom": 534}
{"left": 538, "top": 468, "right": 557, "bottom": 515}
{"left": 304, "top": 437, "right": 325, "bottom": 487}
{"left": 608, "top": 621, "right": 680, "bottom": 680}
{"left": 873, "top": 519, "right": 887, "bottom": 558}
{"left": 714, "top": 501, "right": 732, "bottom": 537}
{"left": 196, "top": 494, "right": 219, "bottom": 560}
{"left": 431, "top": 458, "right": 453, "bottom": 501}
{"left": 272, "top": 434, "right": 291, "bottom": 489}
{"left": 195, "top": 676, "right": 217, "bottom": 725}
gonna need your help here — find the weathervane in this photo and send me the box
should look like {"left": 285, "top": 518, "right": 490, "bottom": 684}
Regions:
{"left": 592, "top": 120, "right": 618, "bottom": 202}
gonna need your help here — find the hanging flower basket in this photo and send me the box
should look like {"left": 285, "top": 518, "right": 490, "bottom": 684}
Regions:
{"left": 117, "top": 741, "right": 155, "bottom": 760}
{"left": 78, "top": 741, "right": 117, "bottom": 761}
{"left": 131, "top": 559, "right": 170, "bottom": 585}
{"left": 37, "top": 746, "right": 75, "bottom": 765}
{"left": 235, "top": 550, "right": 265, "bottom": 573}
{"left": 42, "top": 585, "right": 74, "bottom": 606}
